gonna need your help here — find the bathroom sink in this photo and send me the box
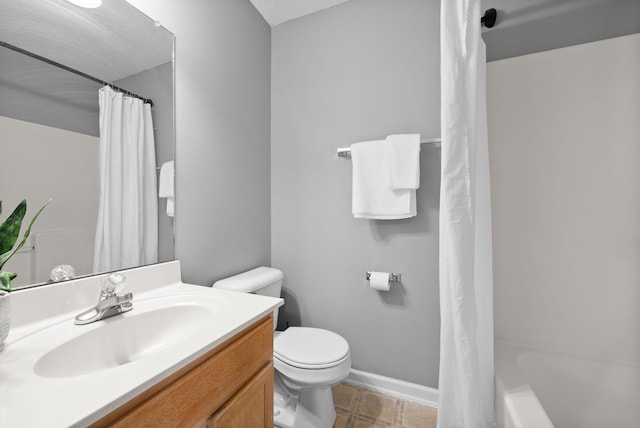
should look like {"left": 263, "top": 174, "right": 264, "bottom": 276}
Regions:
{"left": 33, "top": 296, "right": 225, "bottom": 378}
{"left": 1, "top": 263, "right": 284, "bottom": 428}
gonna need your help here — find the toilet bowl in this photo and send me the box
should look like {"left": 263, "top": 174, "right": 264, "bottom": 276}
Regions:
{"left": 213, "top": 267, "right": 351, "bottom": 428}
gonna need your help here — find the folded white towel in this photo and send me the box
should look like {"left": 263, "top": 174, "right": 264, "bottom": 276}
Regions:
{"left": 351, "top": 140, "right": 416, "bottom": 219}
{"left": 158, "top": 160, "right": 175, "bottom": 217}
{"left": 387, "top": 134, "right": 421, "bottom": 189}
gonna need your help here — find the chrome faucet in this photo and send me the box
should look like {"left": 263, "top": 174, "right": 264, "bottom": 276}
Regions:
{"left": 74, "top": 273, "right": 133, "bottom": 325}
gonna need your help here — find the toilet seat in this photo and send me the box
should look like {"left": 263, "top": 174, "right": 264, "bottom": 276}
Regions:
{"left": 274, "top": 327, "right": 350, "bottom": 369}
{"left": 273, "top": 327, "right": 352, "bottom": 391}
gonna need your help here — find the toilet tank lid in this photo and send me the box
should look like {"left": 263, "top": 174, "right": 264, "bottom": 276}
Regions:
{"left": 212, "top": 266, "right": 283, "bottom": 292}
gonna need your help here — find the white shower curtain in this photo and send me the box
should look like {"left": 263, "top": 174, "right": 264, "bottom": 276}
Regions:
{"left": 94, "top": 86, "right": 158, "bottom": 272}
{"left": 438, "top": 0, "right": 494, "bottom": 427}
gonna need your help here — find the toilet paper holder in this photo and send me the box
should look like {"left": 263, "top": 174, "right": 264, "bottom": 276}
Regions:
{"left": 366, "top": 271, "right": 401, "bottom": 283}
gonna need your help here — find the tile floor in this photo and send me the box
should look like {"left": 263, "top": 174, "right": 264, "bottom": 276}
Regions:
{"left": 331, "top": 382, "right": 438, "bottom": 428}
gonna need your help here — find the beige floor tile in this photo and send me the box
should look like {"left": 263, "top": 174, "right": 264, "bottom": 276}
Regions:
{"left": 330, "top": 382, "right": 437, "bottom": 428}
{"left": 333, "top": 413, "right": 350, "bottom": 428}
{"left": 401, "top": 401, "right": 438, "bottom": 428}
{"left": 333, "top": 382, "right": 359, "bottom": 411}
{"left": 352, "top": 419, "right": 386, "bottom": 428}
{"left": 356, "top": 390, "right": 398, "bottom": 425}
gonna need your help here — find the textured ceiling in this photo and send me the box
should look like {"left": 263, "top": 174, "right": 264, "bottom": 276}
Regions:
{"left": 0, "top": 0, "right": 173, "bottom": 82}
{"left": 250, "top": 0, "right": 351, "bottom": 26}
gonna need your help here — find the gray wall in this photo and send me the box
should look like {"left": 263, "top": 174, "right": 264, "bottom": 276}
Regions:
{"left": 116, "top": 62, "right": 175, "bottom": 264}
{"left": 271, "top": 0, "right": 441, "bottom": 387}
{"left": 128, "top": 0, "right": 272, "bottom": 285}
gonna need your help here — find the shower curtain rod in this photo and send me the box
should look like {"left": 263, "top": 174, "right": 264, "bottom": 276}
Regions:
{"left": 0, "top": 40, "right": 153, "bottom": 106}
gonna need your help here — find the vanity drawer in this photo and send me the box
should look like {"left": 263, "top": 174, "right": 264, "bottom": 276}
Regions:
{"left": 207, "top": 362, "right": 273, "bottom": 428}
{"left": 92, "top": 314, "right": 273, "bottom": 427}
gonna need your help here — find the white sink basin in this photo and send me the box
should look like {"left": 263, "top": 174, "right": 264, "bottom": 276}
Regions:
{"left": 34, "top": 305, "right": 215, "bottom": 377}
{"left": 34, "top": 300, "right": 218, "bottom": 378}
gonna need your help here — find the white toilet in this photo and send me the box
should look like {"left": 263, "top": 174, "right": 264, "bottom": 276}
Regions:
{"left": 213, "top": 266, "right": 351, "bottom": 428}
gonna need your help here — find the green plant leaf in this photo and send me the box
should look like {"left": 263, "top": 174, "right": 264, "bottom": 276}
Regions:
{"left": 0, "top": 200, "right": 26, "bottom": 257}
{"left": 0, "top": 271, "right": 16, "bottom": 293}
{"left": 0, "top": 199, "right": 50, "bottom": 270}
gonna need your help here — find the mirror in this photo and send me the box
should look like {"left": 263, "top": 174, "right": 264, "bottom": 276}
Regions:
{"left": 0, "top": 0, "right": 174, "bottom": 288}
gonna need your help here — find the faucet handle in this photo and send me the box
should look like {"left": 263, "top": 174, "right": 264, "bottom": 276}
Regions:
{"left": 102, "top": 272, "right": 126, "bottom": 296}
{"left": 50, "top": 264, "right": 76, "bottom": 282}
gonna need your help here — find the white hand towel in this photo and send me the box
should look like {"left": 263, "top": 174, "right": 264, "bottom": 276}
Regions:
{"left": 351, "top": 140, "right": 416, "bottom": 219}
{"left": 158, "top": 160, "right": 175, "bottom": 217}
{"left": 387, "top": 134, "right": 421, "bottom": 189}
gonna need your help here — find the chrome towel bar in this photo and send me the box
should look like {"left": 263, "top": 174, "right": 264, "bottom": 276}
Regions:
{"left": 337, "top": 137, "right": 441, "bottom": 158}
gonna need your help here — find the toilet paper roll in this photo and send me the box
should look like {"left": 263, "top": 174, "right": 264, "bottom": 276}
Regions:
{"left": 369, "top": 271, "right": 391, "bottom": 291}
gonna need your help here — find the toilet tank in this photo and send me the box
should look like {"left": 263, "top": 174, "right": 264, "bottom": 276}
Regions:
{"left": 212, "top": 266, "right": 283, "bottom": 297}
{"left": 212, "top": 267, "right": 283, "bottom": 329}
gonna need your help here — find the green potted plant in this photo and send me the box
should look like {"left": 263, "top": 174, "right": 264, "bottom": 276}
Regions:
{"left": 0, "top": 199, "right": 49, "bottom": 346}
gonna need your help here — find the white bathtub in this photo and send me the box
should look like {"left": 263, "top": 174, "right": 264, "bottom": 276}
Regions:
{"left": 495, "top": 342, "right": 640, "bottom": 428}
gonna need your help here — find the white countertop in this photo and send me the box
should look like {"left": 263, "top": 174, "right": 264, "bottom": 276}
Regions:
{"left": 0, "top": 262, "right": 282, "bottom": 427}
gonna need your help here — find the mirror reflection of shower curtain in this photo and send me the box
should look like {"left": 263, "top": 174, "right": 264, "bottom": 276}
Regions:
{"left": 438, "top": 0, "right": 494, "bottom": 426}
{"left": 93, "top": 86, "right": 158, "bottom": 272}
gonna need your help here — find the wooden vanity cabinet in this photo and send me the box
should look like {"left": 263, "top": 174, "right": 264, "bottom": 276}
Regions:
{"left": 91, "top": 315, "right": 274, "bottom": 428}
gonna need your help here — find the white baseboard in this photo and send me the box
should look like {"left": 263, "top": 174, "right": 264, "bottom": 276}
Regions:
{"left": 344, "top": 369, "right": 439, "bottom": 408}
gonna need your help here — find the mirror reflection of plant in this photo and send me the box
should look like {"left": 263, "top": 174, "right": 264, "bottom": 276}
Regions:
{"left": 0, "top": 199, "right": 49, "bottom": 292}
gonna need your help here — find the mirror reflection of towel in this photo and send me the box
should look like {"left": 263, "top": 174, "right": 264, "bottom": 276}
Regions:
{"left": 158, "top": 160, "right": 174, "bottom": 217}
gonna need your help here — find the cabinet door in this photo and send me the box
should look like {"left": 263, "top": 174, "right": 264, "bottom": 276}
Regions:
{"left": 208, "top": 363, "right": 273, "bottom": 428}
